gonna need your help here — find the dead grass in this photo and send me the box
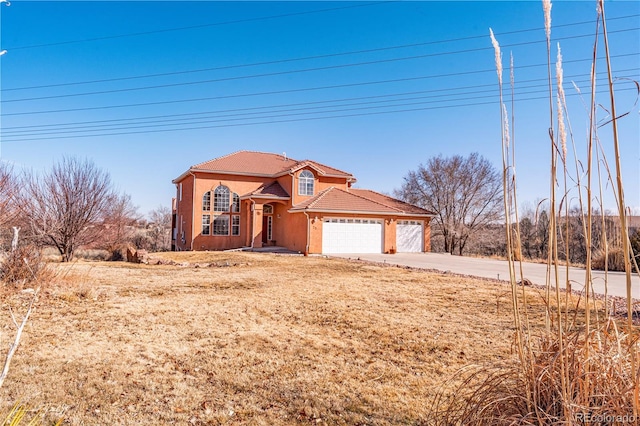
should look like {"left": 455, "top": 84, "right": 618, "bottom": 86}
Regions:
{"left": 0, "top": 252, "right": 562, "bottom": 425}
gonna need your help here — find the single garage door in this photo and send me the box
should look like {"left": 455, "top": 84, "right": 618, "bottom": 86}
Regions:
{"left": 397, "top": 220, "right": 423, "bottom": 252}
{"left": 322, "top": 218, "right": 383, "bottom": 254}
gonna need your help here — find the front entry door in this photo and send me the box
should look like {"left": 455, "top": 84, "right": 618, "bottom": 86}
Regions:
{"left": 262, "top": 205, "right": 274, "bottom": 245}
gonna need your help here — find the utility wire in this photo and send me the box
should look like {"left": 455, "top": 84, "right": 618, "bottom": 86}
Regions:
{"left": 3, "top": 13, "right": 638, "bottom": 93}
{"left": 7, "top": 66, "right": 637, "bottom": 131}
{"left": 5, "top": 7, "right": 637, "bottom": 52}
{"left": 2, "top": 80, "right": 637, "bottom": 141}
{"left": 2, "top": 86, "right": 637, "bottom": 143}
{"left": 3, "top": 27, "right": 638, "bottom": 103}
{"left": 4, "top": 1, "right": 398, "bottom": 51}
{"left": 4, "top": 68, "right": 637, "bottom": 135}
{"left": 3, "top": 51, "right": 637, "bottom": 116}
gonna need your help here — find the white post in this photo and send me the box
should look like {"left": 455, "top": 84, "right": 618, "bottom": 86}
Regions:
{"left": 11, "top": 226, "right": 19, "bottom": 251}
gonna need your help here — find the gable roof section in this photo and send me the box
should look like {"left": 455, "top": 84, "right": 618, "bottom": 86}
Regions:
{"left": 242, "top": 181, "right": 290, "bottom": 200}
{"left": 174, "top": 151, "right": 355, "bottom": 182}
{"left": 289, "top": 187, "right": 434, "bottom": 217}
{"left": 279, "top": 160, "right": 355, "bottom": 180}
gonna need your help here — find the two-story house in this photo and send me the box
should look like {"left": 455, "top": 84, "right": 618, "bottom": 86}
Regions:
{"left": 172, "top": 151, "right": 434, "bottom": 254}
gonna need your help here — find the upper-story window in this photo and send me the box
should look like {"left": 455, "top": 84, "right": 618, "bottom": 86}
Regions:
{"left": 298, "top": 170, "right": 314, "bottom": 196}
{"left": 203, "top": 191, "right": 211, "bottom": 211}
{"left": 214, "top": 185, "right": 230, "bottom": 212}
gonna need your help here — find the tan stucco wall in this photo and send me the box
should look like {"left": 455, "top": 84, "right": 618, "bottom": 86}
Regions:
{"left": 385, "top": 219, "right": 397, "bottom": 254}
{"left": 423, "top": 217, "right": 432, "bottom": 252}
{"left": 272, "top": 205, "right": 308, "bottom": 253}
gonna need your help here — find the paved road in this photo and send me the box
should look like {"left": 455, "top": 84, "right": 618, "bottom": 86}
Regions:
{"left": 332, "top": 252, "right": 639, "bottom": 299}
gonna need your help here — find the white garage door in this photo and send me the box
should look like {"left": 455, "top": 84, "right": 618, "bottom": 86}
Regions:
{"left": 397, "top": 220, "right": 423, "bottom": 252}
{"left": 322, "top": 218, "right": 383, "bottom": 254}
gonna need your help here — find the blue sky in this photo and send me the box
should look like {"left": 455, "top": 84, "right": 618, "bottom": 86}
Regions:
{"left": 0, "top": 1, "right": 638, "bottom": 216}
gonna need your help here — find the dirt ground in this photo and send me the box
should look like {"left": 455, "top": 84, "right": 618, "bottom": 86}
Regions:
{"left": 0, "top": 251, "right": 548, "bottom": 425}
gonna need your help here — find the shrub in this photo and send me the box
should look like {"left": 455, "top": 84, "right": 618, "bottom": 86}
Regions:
{"left": 631, "top": 229, "right": 640, "bottom": 261}
{"left": 107, "top": 248, "right": 125, "bottom": 261}
{"left": 73, "top": 249, "right": 110, "bottom": 261}
{"left": 0, "top": 245, "right": 49, "bottom": 286}
{"left": 592, "top": 247, "right": 636, "bottom": 272}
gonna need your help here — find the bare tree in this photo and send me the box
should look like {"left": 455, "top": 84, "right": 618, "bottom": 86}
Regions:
{"left": 148, "top": 205, "right": 172, "bottom": 252}
{"left": 97, "top": 193, "right": 139, "bottom": 259}
{"left": 395, "top": 153, "right": 503, "bottom": 255}
{"left": 18, "top": 157, "right": 128, "bottom": 262}
{"left": 0, "top": 163, "right": 16, "bottom": 231}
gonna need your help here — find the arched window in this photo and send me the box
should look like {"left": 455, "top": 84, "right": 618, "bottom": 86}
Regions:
{"left": 231, "top": 193, "right": 240, "bottom": 213}
{"left": 202, "top": 191, "right": 211, "bottom": 211}
{"left": 214, "top": 185, "right": 230, "bottom": 212}
{"left": 298, "top": 170, "right": 314, "bottom": 196}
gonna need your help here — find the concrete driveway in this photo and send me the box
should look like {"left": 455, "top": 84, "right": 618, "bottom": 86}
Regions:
{"left": 331, "top": 252, "right": 639, "bottom": 299}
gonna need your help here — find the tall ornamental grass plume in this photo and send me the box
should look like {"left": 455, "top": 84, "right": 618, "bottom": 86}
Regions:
{"left": 427, "top": 0, "right": 639, "bottom": 423}
{"left": 428, "top": 319, "right": 637, "bottom": 425}
{"left": 1, "top": 403, "right": 63, "bottom": 426}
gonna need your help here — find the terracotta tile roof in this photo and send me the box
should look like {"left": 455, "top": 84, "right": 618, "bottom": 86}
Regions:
{"left": 290, "top": 187, "right": 433, "bottom": 216}
{"left": 188, "top": 150, "right": 354, "bottom": 179}
{"left": 245, "top": 181, "right": 290, "bottom": 199}
{"left": 192, "top": 151, "right": 298, "bottom": 176}
{"left": 349, "top": 189, "right": 435, "bottom": 215}
{"left": 282, "top": 160, "right": 354, "bottom": 179}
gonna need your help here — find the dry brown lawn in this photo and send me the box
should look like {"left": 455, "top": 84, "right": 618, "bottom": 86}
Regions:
{"left": 0, "top": 252, "right": 550, "bottom": 425}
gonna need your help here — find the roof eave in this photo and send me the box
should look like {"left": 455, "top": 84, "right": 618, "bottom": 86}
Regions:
{"left": 240, "top": 195, "right": 291, "bottom": 201}
{"left": 272, "top": 168, "right": 354, "bottom": 180}
{"left": 172, "top": 169, "right": 197, "bottom": 184}
{"left": 288, "top": 208, "right": 435, "bottom": 217}
{"left": 175, "top": 167, "right": 356, "bottom": 183}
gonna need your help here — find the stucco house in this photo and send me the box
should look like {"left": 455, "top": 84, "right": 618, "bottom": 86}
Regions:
{"left": 171, "top": 151, "right": 434, "bottom": 254}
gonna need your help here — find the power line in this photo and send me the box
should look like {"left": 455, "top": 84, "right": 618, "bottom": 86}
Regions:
{"left": 3, "top": 27, "right": 638, "bottom": 101}
{"left": 4, "top": 68, "right": 637, "bottom": 135}
{"left": 3, "top": 86, "right": 637, "bottom": 143}
{"left": 2, "top": 79, "right": 636, "bottom": 141}
{"left": 5, "top": 6, "right": 637, "bottom": 53}
{"left": 4, "top": 1, "right": 398, "bottom": 51}
{"left": 3, "top": 52, "right": 637, "bottom": 117}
